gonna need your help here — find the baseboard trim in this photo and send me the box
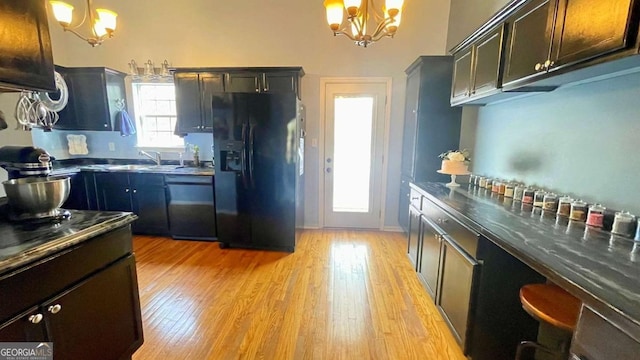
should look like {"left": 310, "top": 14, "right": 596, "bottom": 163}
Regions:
{"left": 382, "top": 226, "right": 404, "bottom": 233}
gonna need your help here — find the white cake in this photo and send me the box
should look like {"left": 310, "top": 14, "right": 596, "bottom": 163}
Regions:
{"left": 440, "top": 159, "right": 468, "bottom": 174}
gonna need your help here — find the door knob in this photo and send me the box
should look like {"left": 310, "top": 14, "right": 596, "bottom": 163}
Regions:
{"left": 48, "top": 304, "right": 62, "bottom": 314}
{"left": 28, "top": 314, "right": 43, "bottom": 324}
{"left": 326, "top": 158, "right": 332, "bottom": 163}
{"left": 326, "top": 168, "right": 332, "bottom": 173}
{"left": 534, "top": 63, "right": 543, "bottom": 71}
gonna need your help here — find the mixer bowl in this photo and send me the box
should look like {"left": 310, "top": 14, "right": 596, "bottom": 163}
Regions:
{"left": 3, "top": 176, "right": 71, "bottom": 217}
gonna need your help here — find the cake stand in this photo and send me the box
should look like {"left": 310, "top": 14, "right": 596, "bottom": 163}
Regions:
{"left": 437, "top": 170, "right": 471, "bottom": 187}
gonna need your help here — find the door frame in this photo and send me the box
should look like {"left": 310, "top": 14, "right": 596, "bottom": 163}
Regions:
{"left": 318, "top": 77, "right": 393, "bottom": 230}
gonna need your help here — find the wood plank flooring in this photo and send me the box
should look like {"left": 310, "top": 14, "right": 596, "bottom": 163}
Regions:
{"left": 131, "top": 230, "right": 465, "bottom": 360}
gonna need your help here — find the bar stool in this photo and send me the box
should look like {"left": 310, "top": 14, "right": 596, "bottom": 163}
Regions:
{"left": 515, "top": 284, "right": 581, "bottom": 360}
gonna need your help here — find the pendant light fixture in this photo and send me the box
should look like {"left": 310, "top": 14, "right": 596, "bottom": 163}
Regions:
{"left": 323, "top": 0, "right": 404, "bottom": 47}
{"left": 49, "top": 0, "right": 118, "bottom": 47}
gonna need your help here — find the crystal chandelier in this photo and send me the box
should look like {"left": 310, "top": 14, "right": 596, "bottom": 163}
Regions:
{"left": 49, "top": 0, "right": 118, "bottom": 47}
{"left": 323, "top": 0, "right": 404, "bottom": 47}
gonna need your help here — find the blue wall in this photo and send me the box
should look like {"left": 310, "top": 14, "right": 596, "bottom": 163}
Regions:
{"left": 470, "top": 70, "right": 640, "bottom": 214}
{"left": 32, "top": 130, "right": 214, "bottom": 163}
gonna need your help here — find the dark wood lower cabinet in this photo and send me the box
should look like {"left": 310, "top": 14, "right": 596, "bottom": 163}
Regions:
{"left": 95, "top": 173, "right": 169, "bottom": 235}
{"left": 0, "top": 226, "right": 143, "bottom": 359}
{"left": 437, "top": 235, "right": 480, "bottom": 354}
{"left": 46, "top": 255, "right": 142, "bottom": 360}
{"left": 407, "top": 205, "right": 421, "bottom": 270}
{"left": 418, "top": 216, "right": 441, "bottom": 298}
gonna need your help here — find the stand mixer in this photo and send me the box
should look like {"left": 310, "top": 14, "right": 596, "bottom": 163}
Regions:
{"left": 0, "top": 146, "right": 71, "bottom": 222}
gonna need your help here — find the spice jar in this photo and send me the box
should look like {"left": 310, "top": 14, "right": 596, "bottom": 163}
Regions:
{"left": 533, "top": 190, "right": 546, "bottom": 207}
{"left": 611, "top": 211, "right": 636, "bottom": 237}
{"left": 542, "top": 193, "right": 558, "bottom": 212}
{"left": 586, "top": 204, "right": 606, "bottom": 228}
{"left": 504, "top": 183, "right": 515, "bottom": 198}
{"left": 557, "top": 196, "right": 572, "bottom": 217}
{"left": 635, "top": 219, "right": 640, "bottom": 241}
{"left": 469, "top": 174, "right": 477, "bottom": 186}
{"left": 569, "top": 200, "right": 588, "bottom": 222}
{"left": 478, "top": 177, "right": 487, "bottom": 188}
{"left": 492, "top": 180, "right": 501, "bottom": 193}
{"left": 485, "top": 178, "right": 493, "bottom": 190}
{"left": 514, "top": 184, "right": 526, "bottom": 201}
{"left": 522, "top": 188, "right": 535, "bottom": 204}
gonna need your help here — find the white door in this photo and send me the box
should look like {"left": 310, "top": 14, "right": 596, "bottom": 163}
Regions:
{"left": 322, "top": 80, "right": 389, "bottom": 229}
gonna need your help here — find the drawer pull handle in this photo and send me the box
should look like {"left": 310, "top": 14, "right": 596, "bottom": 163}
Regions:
{"left": 28, "top": 314, "right": 43, "bottom": 324}
{"left": 48, "top": 304, "right": 62, "bottom": 314}
{"left": 411, "top": 197, "right": 419, "bottom": 200}
{"left": 436, "top": 218, "right": 449, "bottom": 224}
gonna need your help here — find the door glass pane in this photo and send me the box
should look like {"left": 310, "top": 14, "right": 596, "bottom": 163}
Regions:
{"left": 332, "top": 96, "right": 374, "bottom": 213}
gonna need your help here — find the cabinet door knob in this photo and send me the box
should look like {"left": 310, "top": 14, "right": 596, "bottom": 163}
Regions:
{"left": 104, "top": 123, "right": 108, "bottom": 128}
{"left": 133, "top": 189, "right": 137, "bottom": 193}
{"left": 48, "top": 304, "right": 62, "bottom": 314}
{"left": 544, "top": 60, "right": 554, "bottom": 69}
{"left": 125, "top": 188, "right": 130, "bottom": 193}
{"left": 28, "top": 314, "right": 43, "bottom": 324}
{"left": 534, "top": 63, "right": 543, "bottom": 71}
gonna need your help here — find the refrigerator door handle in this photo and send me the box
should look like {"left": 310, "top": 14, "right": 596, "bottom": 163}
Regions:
{"left": 249, "top": 123, "right": 255, "bottom": 188}
{"left": 241, "top": 123, "right": 248, "bottom": 189}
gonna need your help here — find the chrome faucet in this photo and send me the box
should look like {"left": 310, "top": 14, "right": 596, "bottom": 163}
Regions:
{"left": 139, "top": 150, "right": 161, "bottom": 165}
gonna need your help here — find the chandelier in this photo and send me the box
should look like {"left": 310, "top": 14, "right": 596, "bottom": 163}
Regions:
{"left": 49, "top": 0, "right": 118, "bottom": 47}
{"left": 323, "top": 0, "right": 404, "bottom": 47}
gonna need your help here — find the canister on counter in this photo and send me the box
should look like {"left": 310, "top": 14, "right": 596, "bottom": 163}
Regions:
{"left": 492, "top": 180, "right": 501, "bottom": 193}
{"left": 556, "top": 196, "right": 572, "bottom": 217}
{"left": 635, "top": 218, "right": 640, "bottom": 241}
{"left": 522, "top": 188, "right": 535, "bottom": 204}
{"left": 504, "top": 183, "right": 515, "bottom": 198}
{"left": 469, "top": 174, "right": 477, "bottom": 186}
{"left": 569, "top": 200, "right": 588, "bottom": 222}
{"left": 478, "top": 177, "right": 487, "bottom": 188}
{"left": 543, "top": 193, "right": 559, "bottom": 212}
{"left": 485, "top": 178, "right": 493, "bottom": 190}
{"left": 586, "top": 204, "right": 606, "bottom": 228}
{"left": 514, "top": 184, "right": 526, "bottom": 201}
{"left": 498, "top": 181, "right": 506, "bottom": 195}
{"left": 611, "top": 211, "right": 636, "bottom": 238}
{"left": 533, "top": 190, "right": 546, "bottom": 207}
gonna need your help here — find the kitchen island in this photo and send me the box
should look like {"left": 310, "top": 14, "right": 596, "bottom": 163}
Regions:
{"left": 409, "top": 182, "right": 640, "bottom": 360}
{"left": 0, "top": 209, "right": 143, "bottom": 359}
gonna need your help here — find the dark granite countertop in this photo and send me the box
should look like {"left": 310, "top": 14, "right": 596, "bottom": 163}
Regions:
{"left": 413, "top": 182, "right": 640, "bottom": 329}
{"left": 51, "top": 164, "right": 214, "bottom": 176}
{"left": 0, "top": 210, "right": 137, "bottom": 275}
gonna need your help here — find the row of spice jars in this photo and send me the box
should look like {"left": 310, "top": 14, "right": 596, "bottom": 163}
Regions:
{"left": 469, "top": 174, "right": 639, "bottom": 240}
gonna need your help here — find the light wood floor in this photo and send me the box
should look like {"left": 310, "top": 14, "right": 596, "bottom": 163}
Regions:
{"left": 131, "top": 230, "right": 465, "bottom": 360}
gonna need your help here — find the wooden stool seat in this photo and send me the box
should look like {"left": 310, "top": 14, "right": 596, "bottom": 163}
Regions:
{"left": 520, "top": 284, "right": 581, "bottom": 333}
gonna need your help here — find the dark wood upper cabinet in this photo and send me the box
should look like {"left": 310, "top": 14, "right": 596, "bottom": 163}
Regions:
{"left": 54, "top": 67, "right": 127, "bottom": 131}
{"left": 174, "top": 67, "right": 303, "bottom": 135}
{"left": 551, "top": 0, "right": 637, "bottom": 69}
{"left": 503, "top": 0, "right": 555, "bottom": 86}
{"left": 473, "top": 24, "right": 507, "bottom": 96}
{"left": 225, "top": 71, "right": 299, "bottom": 95}
{"left": 0, "top": 0, "right": 55, "bottom": 92}
{"left": 174, "top": 72, "right": 224, "bottom": 135}
{"left": 451, "top": 24, "right": 506, "bottom": 105}
{"left": 452, "top": 0, "right": 640, "bottom": 102}
{"left": 451, "top": 49, "right": 473, "bottom": 103}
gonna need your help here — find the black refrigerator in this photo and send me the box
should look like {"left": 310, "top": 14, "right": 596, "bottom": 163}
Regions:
{"left": 212, "top": 92, "right": 304, "bottom": 252}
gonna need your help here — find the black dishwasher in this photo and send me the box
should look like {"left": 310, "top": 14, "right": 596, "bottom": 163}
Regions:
{"left": 165, "top": 174, "right": 217, "bottom": 241}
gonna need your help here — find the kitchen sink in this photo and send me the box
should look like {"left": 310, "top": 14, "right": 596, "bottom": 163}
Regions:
{"left": 106, "top": 164, "right": 184, "bottom": 171}
{"left": 106, "top": 164, "right": 154, "bottom": 171}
